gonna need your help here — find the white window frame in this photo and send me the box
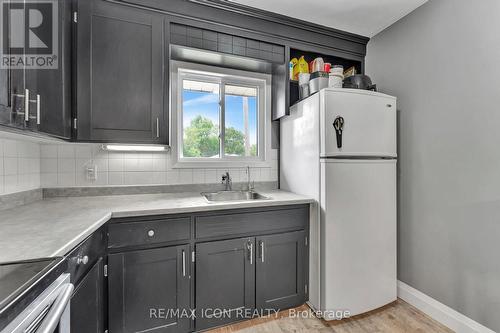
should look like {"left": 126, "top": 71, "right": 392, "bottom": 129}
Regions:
{"left": 170, "top": 60, "right": 272, "bottom": 168}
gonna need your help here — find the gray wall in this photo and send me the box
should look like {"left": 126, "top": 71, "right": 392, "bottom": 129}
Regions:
{"left": 366, "top": 0, "right": 500, "bottom": 331}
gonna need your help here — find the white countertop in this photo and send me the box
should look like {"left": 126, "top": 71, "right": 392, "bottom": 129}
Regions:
{"left": 0, "top": 190, "right": 313, "bottom": 263}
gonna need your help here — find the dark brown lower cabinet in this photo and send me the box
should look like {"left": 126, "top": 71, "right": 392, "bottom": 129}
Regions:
{"left": 105, "top": 205, "right": 309, "bottom": 332}
{"left": 195, "top": 237, "right": 256, "bottom": 331}
{"left": 70, "top": 257, "right": 105, "bottom": 333}
{"left": 195, "top": 231, "right": 307, "bottom": 331}
{"left": 108, "top": 245, "right": 191, "bottom": 333}
{"left": 256, "top": 231, "right": 306, "bottom": 310}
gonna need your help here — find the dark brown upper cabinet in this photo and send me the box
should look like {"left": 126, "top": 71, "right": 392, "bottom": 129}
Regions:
{"left": 75, "top": 0, "right": 167, "bottom": 143}
{"left": 0, "top": 0, "right": 72, "bottom": 139}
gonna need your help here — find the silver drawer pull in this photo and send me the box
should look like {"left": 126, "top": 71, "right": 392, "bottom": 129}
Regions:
{"left": 147, "top": 229, "right": 155, "bottom": 237}
{"left": 29, "top": 94, "right": 41, "bottom": 124}
{"left": 182, "top": 250, "right": 186, "bottom": 277}
{"left": 247, "top": 241, "right": 253, "bottom": 265}
{"left": 76, "top": 255, "right": 89, "bottom": 265}
{"left": 24, "top": 89, "right": 29, "bottom": 121}
{"left": 260, "top": 241, "right": 265, "bottom": 263}
{"left": 36, "top": 94, "right": 40, "bottom": 124}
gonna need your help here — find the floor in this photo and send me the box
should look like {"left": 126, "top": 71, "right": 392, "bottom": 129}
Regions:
{"left": 206, "top": 300, "right": 453, "bottom": 333}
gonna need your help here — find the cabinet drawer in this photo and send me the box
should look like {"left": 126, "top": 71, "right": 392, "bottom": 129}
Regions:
{"left": 195, "top": 205, "right": 308, "bottom": 239}
{"left": 108, "top": 217, "right": 190, "bottom": 249}
{"left": 66, "top": 226, "right": 106, "bottom": 285}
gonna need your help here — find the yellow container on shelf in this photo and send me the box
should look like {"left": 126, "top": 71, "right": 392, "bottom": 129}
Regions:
{"left": 290, "top": 58, "right": 298, "bottom": 80}
{"left": 292, "top": 56, "right": 309, "bottom": 81}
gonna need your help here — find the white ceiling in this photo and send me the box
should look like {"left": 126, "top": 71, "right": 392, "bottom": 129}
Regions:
{"left": 229, "top": 0, "right": 428, "bottom": 37}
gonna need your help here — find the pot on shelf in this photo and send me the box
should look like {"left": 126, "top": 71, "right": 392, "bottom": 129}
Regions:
{"left": 343, "top": 74, "right": 377, "bottom": 91}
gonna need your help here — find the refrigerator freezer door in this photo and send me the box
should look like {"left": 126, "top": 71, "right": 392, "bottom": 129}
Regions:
{"left": 320, "top": 159, "right": 397, "bottom": 318}
{"left": 320, "top": 89, "right": 397, "bottom": 158}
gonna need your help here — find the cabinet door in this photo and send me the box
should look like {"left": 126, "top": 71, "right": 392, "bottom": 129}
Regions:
{"left": 24, "top": 0, "right": 72, "bottom": 138}
{"left": 0, "top": 0, "right": 27, "bottom": 130}
{"left": 0, "top": 68, "right": 26, "bottom": 130}
{"left": 70, "top": 257, "right": 105, "bottom": 333}
{"left": 76, "top": 0, "right": 166, "bottom": 143}
{"left": 256, "top": 231, "right": 306, "bottom": 310}
{"left": 196, "top": 237, "right": 255, "bottom": 330}
{"left": 108, "top": 245, "right": 190, "bottom": 333}
{"left": 0, "top": 66, "right": 9, "bottom": 124}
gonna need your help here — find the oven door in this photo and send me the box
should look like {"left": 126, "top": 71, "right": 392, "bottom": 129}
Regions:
{"left": 1, "top": 274, "right": 74, "bottom": 333}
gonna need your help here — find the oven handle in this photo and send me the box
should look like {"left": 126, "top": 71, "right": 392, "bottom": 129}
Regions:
{"left": 35, "top": 283, "right": 74, "bottom": 333}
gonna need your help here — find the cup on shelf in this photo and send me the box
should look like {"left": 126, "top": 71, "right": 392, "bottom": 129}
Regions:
{"left": 298, "top": 73, "right": 311, "bottom": 100}
{"left": 311, "top": 57, "right": 324, "bottom": 73}
{"left": 328, "top": 65, "right": 344, "bottom": 88}
{"left": 298, "top": 73, "right": 310, "bottom": 86}
{"left": 330, "top": 65, "right": 344, "bottom": 76}
{"left": 299, "top": 83, "right": 310, "bottom": 99}
{"left": 328, "top": 74, "right": 343, "bottom": 88}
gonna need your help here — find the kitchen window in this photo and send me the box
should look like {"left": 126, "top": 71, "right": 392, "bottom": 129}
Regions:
{"left": 171, "top": 61, "right": 271, "bottom": 168}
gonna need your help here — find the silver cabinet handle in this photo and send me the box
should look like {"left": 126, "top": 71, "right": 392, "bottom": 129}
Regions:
{"left": 36, "top": 94, "right": 40, "bottom": 124}
{"left": 11, "top": 91, "right": 27, "bottom": 115}
{"left": 76, "top": 255, "right": 89, "bottom": 265}
{"left": 260, "top": 241, "right": 265, "bottom": 263}
{"left": 36, "top": 283, "right": 74, "bottom": 333}
{"left": 24, "top": 89, "right": 29, "bottom": 121}
{"left": 156, "top": 118, "right": 160, "bottom": 138}
{"left": 147, "top": 229, "right": 155, "bottom": 237}
{"left": 248, "top": 242, "right": 253, "bottom": 265}
{"left": 182, "top": 250, "right": 186, "bottom": 277}
{"left": 28, "top": 94, "right": 40, "bottom": 123}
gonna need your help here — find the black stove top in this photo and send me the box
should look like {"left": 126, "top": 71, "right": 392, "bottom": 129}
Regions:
{"left": 0, "top": 258, "right": 59, "bottom": 310}
{"left": 0, "top": 257, "right": 65, "bottom": 330}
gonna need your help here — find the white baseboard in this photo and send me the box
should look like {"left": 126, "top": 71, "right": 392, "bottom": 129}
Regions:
{"left": 398, "top": 281, "right": 496, "bottom": 333}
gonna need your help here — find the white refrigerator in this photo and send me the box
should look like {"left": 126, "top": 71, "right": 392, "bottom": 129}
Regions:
{"left": 280, "top": 88, "right": 397, "bottom": 319}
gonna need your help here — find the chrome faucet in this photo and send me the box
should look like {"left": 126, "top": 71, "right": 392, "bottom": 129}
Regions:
{"left": 246, "top": 166, "right": 255, "bottom": 192}
{"left": 221, "top": 172, "right": 232, "bottom": 191}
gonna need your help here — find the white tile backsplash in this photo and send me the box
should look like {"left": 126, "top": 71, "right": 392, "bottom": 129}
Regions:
{"left": 192, "top": 170, "right": 205, "bottom": 184}
{"left": 40, "top": 145, "right": 57, "bottom": 158}
{"left": 204, "top": 169, "right": 217, "bottom": 184}
{"left": 108, "top": 159, "right": 124, "bottom": 172}
{"left": 0, "top": 133, "right": 278, "bottom": 195}
{"left": 108, "top": 172, "right": 124, "bottom": 185}
{"left": 35, "top": 143, "right": 279, "bottom": 188}
{"left": 57, "top": 145, "right": 75, "bottom": 159}
{"left": 4, "top": 157, "right": 17, "bottom": 175}
{"left": 74, "top": 145, "right": 92, "bottom": 159}
{"left": 58, "top": 158, "right": 76, "bottom": 173}
{"left": 41, "top": 158, "right": 57, "bottom": 174}
{"left": 41, "top": 173, "right": 57, "bottom": 187}
{"left": 0, "top": 138, "right": 41, "bottom": 195}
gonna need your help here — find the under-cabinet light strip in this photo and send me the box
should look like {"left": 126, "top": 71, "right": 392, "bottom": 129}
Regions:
{"left": 101, "top": 144, "right": 169, "bottom": 152}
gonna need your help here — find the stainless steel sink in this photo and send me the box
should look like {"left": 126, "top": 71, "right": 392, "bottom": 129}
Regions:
{"left": 201, "top": 190, "right": 270, "bottom": 202}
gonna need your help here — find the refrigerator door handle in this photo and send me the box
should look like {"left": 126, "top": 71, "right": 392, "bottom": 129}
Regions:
{"left": 333, "top": 116, "right": 344, "bottom": 149}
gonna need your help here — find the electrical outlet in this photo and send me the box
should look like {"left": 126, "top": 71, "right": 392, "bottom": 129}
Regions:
{"left": 86, "top": 164, "right": 98, "bottom": 181}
